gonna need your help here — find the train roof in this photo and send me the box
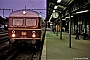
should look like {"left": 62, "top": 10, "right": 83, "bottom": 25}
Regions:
{"left": 9, "top": 9, "right": 42, "bottom": 17}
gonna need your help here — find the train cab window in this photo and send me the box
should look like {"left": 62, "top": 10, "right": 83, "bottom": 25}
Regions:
{"left": 12, "top": 19, "right": 23, "bottom": 26}
{"left": 26, "top": 18, "right": 36, "bottom": 26}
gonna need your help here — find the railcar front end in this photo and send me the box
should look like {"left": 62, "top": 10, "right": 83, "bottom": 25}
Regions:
{"left": 8, "top": 10, "right": 44, "bottom": 47}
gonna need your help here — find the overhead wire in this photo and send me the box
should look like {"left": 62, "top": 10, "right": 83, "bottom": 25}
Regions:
{"left": 28, "top": 0, "right": 36, "bottom": 9}
{"left": 0, "top": 2, "right": 14, "bottom": 10}
{"left": 29, "top": 0, "right": 43, "bottom": 16}
{"left": 28, "top": 0, "right": 46, "bottom": 17}
{"left": 0, "top": 2, "right": 14, "bottom": 17}
{"left": 34, "top": 1, "right": 44, "bottom": 7}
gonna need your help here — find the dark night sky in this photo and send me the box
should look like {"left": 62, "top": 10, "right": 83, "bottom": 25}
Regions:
{"left": 0, "top": 0, "right": 46, "bottom": 19}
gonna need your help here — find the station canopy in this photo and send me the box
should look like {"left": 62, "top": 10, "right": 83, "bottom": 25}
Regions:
{"left": 47, "top": 0, "right": 74, "bottom": 22}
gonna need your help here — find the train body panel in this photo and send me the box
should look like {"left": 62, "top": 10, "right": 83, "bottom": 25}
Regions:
{"left": 8, "top": 28, "right": 41, "bottom": 39}
{"left": 8, "top": 9, "right": 45, "bottom": 46}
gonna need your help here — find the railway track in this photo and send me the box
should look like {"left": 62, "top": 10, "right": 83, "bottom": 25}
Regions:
{"left": 0, "top": 31, "right": 17, "bottom": 60}
{"left": 7, "top": 32, "right": 46, "bottom": 60}
{"left": 0, "top": 30, "right": 46, "bottom": 60}
{"left": 0, "top": 31, "right": 9, "bottom": 44}
{"left": 5, "top": 46, "right": 42, "bottom": 60}
{"left": 0, "top": 44, "right": 16, "bottom": 60}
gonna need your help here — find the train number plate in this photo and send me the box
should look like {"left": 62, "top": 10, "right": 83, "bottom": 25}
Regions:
{"left": 22, "top": 31, "right": 26, "bottom": 35}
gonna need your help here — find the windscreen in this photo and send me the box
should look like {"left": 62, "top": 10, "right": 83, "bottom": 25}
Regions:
{"left": 13, "top": 19, "right": 23, "bottom": 26}
{"left": 26, "top": 18, "right": 36, "bottom": 26}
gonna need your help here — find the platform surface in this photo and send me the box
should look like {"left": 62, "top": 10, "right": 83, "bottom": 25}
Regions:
{"left": 41, "top": 30, "right": 90, "bottom": 60}
{"left": 41, "top": 36, "right": 46, "bottom": 60}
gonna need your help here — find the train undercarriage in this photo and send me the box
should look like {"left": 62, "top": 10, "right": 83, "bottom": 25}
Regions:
{"left": 9, "top": 39, "right": 43, "bottom": 49}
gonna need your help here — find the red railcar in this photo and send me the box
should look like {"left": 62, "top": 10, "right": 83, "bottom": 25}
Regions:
{"left": 8, "top": 9, "right": 45, "bottom": 47}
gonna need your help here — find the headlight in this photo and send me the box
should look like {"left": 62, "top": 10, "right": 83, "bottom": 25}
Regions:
{"left": 12, "top": 30, "right": 15, "bottom": 33}
{"left": 32, "top": 31, "right": 36, "bottom": 38}
{"left": 12, "top": 34, "right": 16, "bottom": 37}
{"left": 32, "top": 34, "right": 36, "bottom": 38}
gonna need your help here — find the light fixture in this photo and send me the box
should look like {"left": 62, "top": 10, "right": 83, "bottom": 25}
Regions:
{"left": 62, "top": 19, "right": 66, "bottom": 20}
{"left": 76, "top": 10, "right": 88, "bottom": 14}
{"left": 65, "top": 16, "right": 73, "bottom": 18}
{"left": 66, "top": 17, "right": 70, "bottom": 19}
{"left": 23, "top": 11, "right": 26, "bottom": 15}
{"left": 32, "top": 34, "right": 36, "bottom": 38}
{"left": 54, "top": 6, "right": 58, "bottom": 9}
{"left": 71, "top": 16, "right": 73, "bottom": 17}
{"left": 53, "top": 10, "right": 55, "bottom": 12}
{"left": 12, "top": 34, "right": 16, "bottom": 37}
{"left": 57, "top": 0, "right": 61, "bottom": 3}
{"left": 12, "top": 30, "right": 15, "bottom": 33}
{"left": 32, "top": 31, "right": 36, "bottom": 38}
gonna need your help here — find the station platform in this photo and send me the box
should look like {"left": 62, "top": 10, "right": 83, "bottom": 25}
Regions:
{"left": 41, "top": 36, "right": 46, "bottom": 60}
{"left": 41, "top": 30, "right": 90, "bottom": 60}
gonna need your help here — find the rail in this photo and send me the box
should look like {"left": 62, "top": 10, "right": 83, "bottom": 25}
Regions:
{"left": 0, "top": 31, "right": 9, "bottom": 44}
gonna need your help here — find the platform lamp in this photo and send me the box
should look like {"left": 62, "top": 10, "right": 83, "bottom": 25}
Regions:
{"left": 54, "top": 6, "right": 58, "bottom": 9}
{"left": 57, "top": 0, "right": 61, "bottom": 3}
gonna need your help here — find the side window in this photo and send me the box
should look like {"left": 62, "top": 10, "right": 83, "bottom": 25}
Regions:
{"left": 40, "top": 18, "right": 45, "bottom": 28}
{"left": 42, "top": 20, "right": 45, "bottom": 28}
